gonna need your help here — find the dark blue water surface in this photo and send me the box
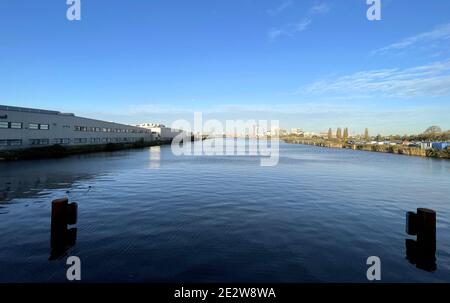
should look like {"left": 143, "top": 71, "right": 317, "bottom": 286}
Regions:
{"left": 1, "top": 140, "right": 450, "bottom": 282}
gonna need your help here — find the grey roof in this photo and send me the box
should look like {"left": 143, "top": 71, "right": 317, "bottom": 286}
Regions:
{"left": 0, "top": 105, "right": 74, "bottom": 116}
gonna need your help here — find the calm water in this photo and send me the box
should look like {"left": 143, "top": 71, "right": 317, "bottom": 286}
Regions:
{"left": 1, "top": 140, "right": 450, "bottom": 282}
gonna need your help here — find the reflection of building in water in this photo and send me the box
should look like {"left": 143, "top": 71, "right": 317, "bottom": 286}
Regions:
{"left": 49, "top": 198, "right": 78, "bottom": 260}
{"left": 0, "top": 156, "right": 103, "bottom": 202}
{"left": 149, "top": 146, "right": 161, "bottom": 169}
{"left": 405, "top": 208, "right": 436, "bottom": 272}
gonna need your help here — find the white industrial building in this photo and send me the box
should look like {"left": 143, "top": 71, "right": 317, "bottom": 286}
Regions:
{"left": 0, "top": 105, "right": 154, "bottom": 150}
{"left": 137, "top": 123, "right": 191, "bottom": 140}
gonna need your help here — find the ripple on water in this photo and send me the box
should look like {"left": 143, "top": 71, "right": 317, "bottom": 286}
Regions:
{"left": 0, "top": 142, "right": 449, "bottom": 282}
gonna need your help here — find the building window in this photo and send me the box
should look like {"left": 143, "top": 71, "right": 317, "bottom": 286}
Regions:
{"left": 10, "top": 122, "right": 22, "bottom": 129}
{"left": 8, "top": 139, "right": 22, "bottom": 146}
{"left": 0, "top": 122, "right": 8, "bottom": 128}
{"left": 74, "top": 138, "right": 88, "bottom": 144}
{"left": 29, "top": 123, "right": 39, "bottom": 130}
{"left": 53, "top": 138, "right": 71, "bottom": 144}
{"left": 29, "top": 139, "right": 49, "bottom": 146}
{"left": 39, "top": 124, "right": 49, "bottom": 130}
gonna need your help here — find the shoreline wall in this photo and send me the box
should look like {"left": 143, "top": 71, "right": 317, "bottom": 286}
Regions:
{"left": 283, "top": 138, "right": 449, "bottom": 159}
{"left": 0, "top": 135, "right": 207, "bottom": 161}
{"left": 0, "top": 139, "right": 173, "bottom": 161}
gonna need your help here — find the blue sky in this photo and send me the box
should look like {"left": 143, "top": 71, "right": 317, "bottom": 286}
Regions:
{"left": 1, "top": 0, "right": 449, "bottom": 135}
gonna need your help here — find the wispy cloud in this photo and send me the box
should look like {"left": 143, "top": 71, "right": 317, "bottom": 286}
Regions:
{"left": 373, "top": 23, "right": 450, "bottom": 55}
{"left": 269, "top": 19, "right": 312, "bottom": 41}
{"left": 267, "top": 1, "right": 293, "bottom": 15}
{"left": 309, "top": 3, "right": 331, "bottom": 14}
{"left": 268, "top": 2, "right": 330, "bottom": 41}
{"left": 300, "top": 60, "right": 450, "bottom": 98}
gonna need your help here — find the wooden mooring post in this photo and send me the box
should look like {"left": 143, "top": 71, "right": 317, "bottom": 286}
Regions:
{"left": 50, "top": 197, "right": 78, "bottom": 260}
{"left": 405, "top": 208, "right": 436, "bottom": 272}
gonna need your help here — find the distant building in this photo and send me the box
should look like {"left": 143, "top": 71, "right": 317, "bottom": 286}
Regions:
{"left": 432, "top": 142, "right": 450, "bottom": 150}
{"left": 137, "top": 123, "right": 190, "bottom": 140}
{"left": 420, "top": 142, "right": 433, "bottom": 150}
{"left": 290, "top": 128, "right": 303, "bottom": 135}
{"left": 318, "top": 132, "right": 329, "bottom": 139}
{"left": 278, "top": 129, "right": 287, "bottom": 136}
{"left": 303, "top": 132, "right": 319, "bottom": 138}
{"left": 265, "top": 128, "right": 283, "bottom": 137}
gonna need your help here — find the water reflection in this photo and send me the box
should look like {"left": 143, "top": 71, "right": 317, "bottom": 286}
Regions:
{"left": 0, "top": 152, "right": 125, "bottom": 203}
{"left": 405, "top": 208, "right": 437, "bottom": 272}
{"left": 1, "top": 143, "right": 450, "bottom": 282}
{"left": 49, "top": 198, "right": 78, "bottom": 260}
{"left": 149, "top": 146, "right": 161, "bottom": 169}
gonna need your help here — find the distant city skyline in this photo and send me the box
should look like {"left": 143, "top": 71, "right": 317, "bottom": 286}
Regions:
{"left": 1, "top": 0, "right": 450, "bottom": 135}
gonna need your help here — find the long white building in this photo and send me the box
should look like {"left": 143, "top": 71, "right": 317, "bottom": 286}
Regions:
{"left": 0, "top": 105, "right": 154, "bottom": 150}
{"left": 137, "top": 123, "right": 191, "bottom": 140}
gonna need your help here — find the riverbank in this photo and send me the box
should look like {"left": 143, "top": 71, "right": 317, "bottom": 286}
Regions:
{"left": 0, "top": 135, "right": 209, "bottom": 161}
{"left": 0, "top": 139, "right": 172, "bottom": 161}
{"left": 282, "top": 136, "right": 450, "bottom": 159}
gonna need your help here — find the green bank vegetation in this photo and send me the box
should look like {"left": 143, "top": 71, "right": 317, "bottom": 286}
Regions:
{"left": 282, "top": 126, "right": 450, "bottom": 159}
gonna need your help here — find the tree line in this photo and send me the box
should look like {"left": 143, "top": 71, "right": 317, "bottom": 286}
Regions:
{"left": 325, "top": 126, "right": 450, "bottom": 142}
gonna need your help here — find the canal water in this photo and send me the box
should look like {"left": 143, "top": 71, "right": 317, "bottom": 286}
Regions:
{"left": 1, "top": 140, "right": 450, "bottom": 282}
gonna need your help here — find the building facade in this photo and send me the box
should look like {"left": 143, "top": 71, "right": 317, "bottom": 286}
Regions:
{"left": 137, "top": 123, "right": 190, "bottom": 140}
{"left": 420, "top": 142, "right": 433, "bottom": 150}
{"left": 290, "top": 128, "right": 303, "bottom": 136}
{"left": 0, "top": 105, "right": 153, "bottom": 150}
{"left": 432, "top": 142, "right": 450, "bottom": 150}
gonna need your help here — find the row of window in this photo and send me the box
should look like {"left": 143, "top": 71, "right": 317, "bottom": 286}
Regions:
{"left": 0, "top": 121, "right": 148, "bottom": 133}
{"left": 0, "top": 122, "right": 49, "bottom": 130}
{"left": 0, "top": 122, "right": 23, "bottom": 129}
{"left": 72, "top": 137, "right": 142, "bottom": 144}
{"left": 30, "top": 139, "right": 50, "bottom": 146}
{"left": 28, "top": 139, "right": 70, "bottom": 146}
{"left": 29, "top": 123, "right": 49, "bottom": 130}
{"left": 0, "top": 137, "right": 145, "bottom": 147}
{"left": 74, "top": 126, "right": 149, "bottom": 134}
{"left": 0, "top": 139, "right": 22, "bottom": 146}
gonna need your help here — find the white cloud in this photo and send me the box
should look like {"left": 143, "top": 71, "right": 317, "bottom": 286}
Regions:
{"left": 267, "top": 1, "right": 293, "bottom": 15}
{"left": 269, "top": 19, "right": 311, "bottom": 41}
{"left": 268, "top": 2, "right": 330, "bottom": 41}
{"left": 309, "top": 3, "right": 331, "bottom": 14}
{"left": 373, "top": 23, "right": 450, "bottom": 55}
{"left": 300, "top": 60, "right": 450, "bottom": 98}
